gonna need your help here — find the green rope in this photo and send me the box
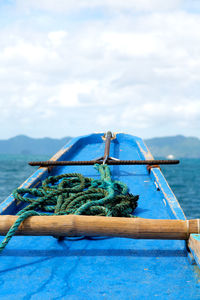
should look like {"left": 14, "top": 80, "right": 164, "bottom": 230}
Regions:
{"left": 0, "top": 164, "right": 138, "bottom": 252}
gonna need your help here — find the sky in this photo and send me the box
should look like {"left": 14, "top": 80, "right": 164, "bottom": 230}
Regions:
{"left": 0, "top": 0, "right": 200, "bottom": 139}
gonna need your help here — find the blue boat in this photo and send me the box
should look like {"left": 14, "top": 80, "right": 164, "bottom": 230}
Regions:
{"left": 0, "top": 132, "right": 200, "bottom": 299}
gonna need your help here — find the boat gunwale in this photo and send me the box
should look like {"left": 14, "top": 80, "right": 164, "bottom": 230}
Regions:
{"left": 0, "top": 133, "right": 102, "bottom": 214}
{"left": 0, "top": 132, "right": 186, "bottom": 221}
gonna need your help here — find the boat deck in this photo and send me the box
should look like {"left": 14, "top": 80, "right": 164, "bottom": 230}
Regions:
{"left": 0, "top": 133, "right": 199, "bottom": 299}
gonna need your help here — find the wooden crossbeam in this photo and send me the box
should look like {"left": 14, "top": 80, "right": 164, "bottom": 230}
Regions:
{"left": 0, "top": 215, "right": 199, "bottom": 239}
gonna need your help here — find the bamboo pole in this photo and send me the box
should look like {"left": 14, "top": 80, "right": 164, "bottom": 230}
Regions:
{"left": 0, "top": 215, "right": 199, "bottom": 240}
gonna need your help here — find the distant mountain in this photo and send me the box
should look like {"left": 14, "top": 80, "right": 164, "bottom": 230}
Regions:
{"left": 0, "top": 134, "right": 199, "bottom": 158}
{"left": 0, "top": 135, "right": 72, "bottom": 155}
{"left": 145, "top": 135, "right": 200, "bottom": 158}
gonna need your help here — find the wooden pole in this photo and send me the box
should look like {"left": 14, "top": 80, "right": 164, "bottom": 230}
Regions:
{"left": 0, "top": 215, "right": 199, "bottom": 240}
{"left": 188, "top": 234, "right": 200, "bottom": 263}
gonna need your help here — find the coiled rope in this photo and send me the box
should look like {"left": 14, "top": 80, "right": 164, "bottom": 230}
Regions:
{"left": 0, "top": 164, "right": 138, "bottom": 252}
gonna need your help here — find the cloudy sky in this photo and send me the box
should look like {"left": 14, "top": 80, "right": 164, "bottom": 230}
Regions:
{"left": 0, "top": 0, "right": 200, "bottom": 139}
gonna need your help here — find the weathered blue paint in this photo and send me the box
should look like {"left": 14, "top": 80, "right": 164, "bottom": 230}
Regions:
{"left": 189, "top": 234, "right": 200, "bottom": 268}
{"left": 116, "top": 134, "right": 186, "bottom": 220}
{"left": 0, "top": 133, "right": 199, "bottom": 299}
{"left": 192, "top": 235, "right": 200, "bottom": 241}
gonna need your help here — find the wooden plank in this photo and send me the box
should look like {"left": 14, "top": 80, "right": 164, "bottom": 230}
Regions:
{"left": 0, "top": 215, "right": 199, "bottom": 239}
{"left": 188, "top": 234, "right": 200, "bottom": 266}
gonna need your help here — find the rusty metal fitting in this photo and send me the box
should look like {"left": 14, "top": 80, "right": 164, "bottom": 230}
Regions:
{"left": 147, "top": 165, "right": 161, "bottom": 173}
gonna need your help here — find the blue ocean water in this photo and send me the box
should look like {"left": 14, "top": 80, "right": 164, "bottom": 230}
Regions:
{"left": 0, "top": 155, "right": 199, "bottom": 219}
{"left": 161, "top": 159, "right": 200, "bottom": 219}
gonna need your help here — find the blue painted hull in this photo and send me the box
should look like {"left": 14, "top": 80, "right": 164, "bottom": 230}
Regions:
{"left": 0, "top": 133, "right": 200, "bottom": 299}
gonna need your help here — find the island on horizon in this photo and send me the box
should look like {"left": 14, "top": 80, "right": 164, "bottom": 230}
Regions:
{"left": 0, "top": 134, "right": 200, "bottom": 158}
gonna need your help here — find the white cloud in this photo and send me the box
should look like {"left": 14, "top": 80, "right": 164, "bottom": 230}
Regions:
{"left": 48, "top": 81, "right": 98, "bottom": 107}
{"left": 0, "top": 3, "right": 200, "bottom": 138}
{"left": 102, "top": 32, "right": 162, "bottom": 57}
{"left": 15, "top": 0, "right": 182, "bottom": 13}
{"left": 2, "top": 42, "right": 47, "bottom": 63}
{"left": 96, "top": 114, "right": 116, "bottom": 127}
{"left": 48, "top": 31, "right": 68, "bottom": 47}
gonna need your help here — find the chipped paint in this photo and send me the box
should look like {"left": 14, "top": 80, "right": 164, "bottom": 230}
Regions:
{"left": 187, "top": 252, "right": 196, "bottom": 265}
{"left": 194, "top": 265, "right": 200, "bottom": 281}
{"left": 0, "top": 136, "right": 84, "bottom": 214}
{"left": 1, "top": 168, "right": 48, "bottom": 214}
{"left": 136, "top": 140, "right": 154, "bottom": 160}
{"left": 0, "top": 133, "right": 106, "bottom": 214}
{"left": 111, "top": 133, "right": 186, "bottom": 220}
{"left": 163, "top": 198, "right": 167, "bottom": 206}
{"left": 188, "top": 235, "right": 200, "bottom": 270}
{"left": 101, "top": 132, "right": 116, "bottom": 141}
{"left": 151, "top": 169, "right": 186, "bottom": 219}
{"left": 0, "top": 132, "right": 200, "bottom": 295}
{"left": 0, "top": 133, "right": 187, "bottom": 221}
{"left": 154, "top": 181, "right": 160, "bottom": 191}
{"left": 50, "top": 145, "right": 73, "bottom": 161}
{"left": 193, "top": 235, "right": 200, "bottom": 241}
{"left": 18, "top": 168, "right": 46, "bottom": 189}
{"left": 136, "top": 137, "right": 186, "bottom": 220}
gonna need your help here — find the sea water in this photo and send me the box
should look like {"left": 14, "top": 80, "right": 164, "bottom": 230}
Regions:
{"left": 0, "top": 154, "right": 199, "bottom": 219}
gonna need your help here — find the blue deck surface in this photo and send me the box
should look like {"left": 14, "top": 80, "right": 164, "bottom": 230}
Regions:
{"left": 0, "top": 133, "right": 200, "bottom": 299}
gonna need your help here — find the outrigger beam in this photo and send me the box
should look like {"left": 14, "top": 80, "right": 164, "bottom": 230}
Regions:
{"left": 29, "top": 131, "right": 179, "bottom": 167}
{"left": 29, "top": 159, "right": 179, "bottom": 167}
{"left": 0, "top": 215, "right": 199, "bottom": 240}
